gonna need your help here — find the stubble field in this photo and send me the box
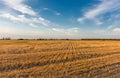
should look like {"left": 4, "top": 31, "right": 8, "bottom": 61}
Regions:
{"left": 0, "top": 40, "right": 120, "bottom": 78}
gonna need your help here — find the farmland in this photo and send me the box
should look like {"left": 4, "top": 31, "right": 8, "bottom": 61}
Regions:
{"left": 0, "top": 40, "right": 120, "bottom": 78}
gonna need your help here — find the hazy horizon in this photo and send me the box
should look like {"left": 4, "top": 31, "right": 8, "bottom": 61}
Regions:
{"left": 0, "top": 0, "right": 120, "bottom": 39}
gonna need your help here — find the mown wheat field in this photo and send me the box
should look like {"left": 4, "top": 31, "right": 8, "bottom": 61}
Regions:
{"left": 0, "top": 40, "right": 120, "bottom": 78}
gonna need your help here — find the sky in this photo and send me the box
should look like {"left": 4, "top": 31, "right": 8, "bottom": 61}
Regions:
{"left": 0, "top": 0, "right": 120, "bottom": 39}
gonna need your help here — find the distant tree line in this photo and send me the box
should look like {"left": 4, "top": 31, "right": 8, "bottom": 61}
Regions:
{"left": 0, "top": 37, "right": 11, "bottom": 40}
{"left": 36, "top": 38, "right": 70, "bottom": 40}
{"left": 1, "top": 37, "right": 120, "bottom": 40}
{"left": 81, "top": 39, "right": 120, "bottom": 40}
{"left": 0, "top": 37, "right": 70, "bottom": 40}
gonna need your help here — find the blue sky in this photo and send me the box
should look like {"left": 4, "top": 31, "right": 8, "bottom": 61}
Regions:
{"left": 0, "top": 0, "right": 120, "bottom": 39}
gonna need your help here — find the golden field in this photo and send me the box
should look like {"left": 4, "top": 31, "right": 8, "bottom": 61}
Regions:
{"left": 0, "top": 40, "right": 120, "bottom": 78}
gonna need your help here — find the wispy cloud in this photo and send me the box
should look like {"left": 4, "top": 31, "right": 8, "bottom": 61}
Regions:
{"left": 54, "top": 12, "right": 61, "bottom": 16}
{"left": 0, "top": 13, "right": 50, "bottom": 27}
{"left": 2, "top": 0, "right": 36, "bottom": 15}
{"left": 52, "top": 27, "right": 79, "bottom": 36}
{"left": 112, "top": 28, "right": 120, "bottom": 32}
{"left": 77, "top": 0, "right": 120, "bottom": 25}
{"left": 0, "top": 0, "right": 58, "bottom": 28}
{"left": 107, "top": 14, "right": 120, "bottom": 30}
{"left": 43, "top": 8, "right": 61, "bottom": 16}
{"left": 43, "top": 8, "right": 49, "bottom": 11}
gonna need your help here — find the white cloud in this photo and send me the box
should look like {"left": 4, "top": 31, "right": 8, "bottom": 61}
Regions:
{"left": 77, "top": 0, "right": 120, "bottom": 25}
{"left": 65, "top": 28, "right": 79, "bottom": 36}
{"left": 0, "top": 13, "right": 19, "bottom": 21}
{"left": 0, "top": 13, "right": 50, "bottom": 27}
{"left": 2, "top": 0, "right": 36, "bottom": 15}
{"left": 52, "top": 28, "right": 64, "bottom": 32}
{"left": 113, "top": 28, "right": 120, "bottom": 32}
{"left": 107, "top": 25, "right": 116, "bottom": 30}
{"left": 43, "top": 8, "right": 49, "bottom": 10}
{"left": 77, "top": 18, "right": 85, "bottom": 23}
{"left": 43, "top": 8, "right": 61, "bottom": 16}
{"left": 0, "top": 1, "right": 59, "bottom": 28}
{"left": 55, "top": 12, "right": 61, "bottom": 16}
{"left": 29, "top": 23, "right": 38, "bottom": 28}
{"left": 52, "top": 27, "right": 79, "bottom": 36}
{"left": 107, "top": 17, "right": 120, "bottom": 30}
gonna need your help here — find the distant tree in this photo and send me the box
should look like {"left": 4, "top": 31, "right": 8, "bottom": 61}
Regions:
{"left": 1, "top": 37, "right": 11, "bottom": 40}
{"left": 66, "top": 38, "right": 69, "bottom": 40}
{"left": 37, "top": 38, "right": 45, "bottom": 40}
{"left": 18, "top": 38, "right": 24, "bottom": 40}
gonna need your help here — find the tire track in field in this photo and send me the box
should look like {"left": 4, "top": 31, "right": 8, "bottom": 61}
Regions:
{"left": 75, "top": 62, "right": 120, "bottom": 78}
{"left": 0, "top": 41, "right": 120, "bottom": 77}
{"left": 1, "top": 49, "right": 120, "bottom": 72}
{"left": 0, "top": 42, "right": 120, "bottom": 78}
{"left": 58, "top": 41, "right": 120, "bottom": 78}
{"left": 61, "top": 62, "right": 120, "bottom": 78}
